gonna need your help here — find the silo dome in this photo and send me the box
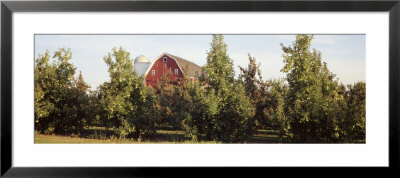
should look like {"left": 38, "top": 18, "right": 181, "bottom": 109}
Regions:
{"left": 134, "top": 55, "right": 149, "bottom": 63}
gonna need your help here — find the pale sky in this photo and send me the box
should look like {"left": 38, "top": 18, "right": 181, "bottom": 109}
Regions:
{"left": 34, "top": 35, "right": 365, "bottom": 89}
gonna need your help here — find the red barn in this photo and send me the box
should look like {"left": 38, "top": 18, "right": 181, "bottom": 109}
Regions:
{"left": 143, "top": 53, "right": 202, "bottom": 87}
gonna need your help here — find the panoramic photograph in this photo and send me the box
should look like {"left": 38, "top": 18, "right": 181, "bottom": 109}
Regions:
{"left": 34, "top": 34, "right": 365, "bottom": 144}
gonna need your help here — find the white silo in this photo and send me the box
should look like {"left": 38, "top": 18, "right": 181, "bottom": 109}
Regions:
{"left": 134, "top": 55, "right": 151, "bottom": 76}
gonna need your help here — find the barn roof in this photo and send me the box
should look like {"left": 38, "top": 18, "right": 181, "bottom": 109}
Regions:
{"left": 164, "top": 53, "right": 202, "bottom": 78}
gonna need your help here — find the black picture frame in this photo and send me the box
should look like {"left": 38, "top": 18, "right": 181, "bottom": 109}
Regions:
{"left": 1, "top": 0, "right": 399, "bottom": 177}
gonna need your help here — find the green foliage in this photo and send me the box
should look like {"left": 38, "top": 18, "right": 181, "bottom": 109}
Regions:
{"left": 34, "top": 51, "right": 56, "bottom": 133}
{"left": 238, "top": 54, "right": 269, "bottom": 129}
{"left": 263, "top": 79, "right": 290, "bottom": 138}
{"left": 98, "top": 47, "right": 158, "bottom": 139}
{"left": 239, "top": 54, "right": 264, "bottom": 97}
{"left": 339, "top": 82, "right": 366, "bottom": 142}
{"left": 34, "top": 36, "right": 366, "bottom": 144}
{"left": 129, "top": 79, "right": 160, "bottom": 139}
{"left": 211, "top": 82, "right": 256, "bottom": 143}
{"left": 55, "top": 72, "right": 92, "bottom": 134}
{"left": 281, "top": 35, "right": 325, "bottom": 142}
{"left": 154, "top": 73, "right": 181, "bottom": 129}
{"left": 180, "top": 79, "right": 219, "bottom": 141}
{"left": 279, "top": 35, "right": 366, "bottom": 143}
{"left": 97, "top": 47, "right": 135, "bottom": 130}
{"left": 154, "top": 35, "right": 256, "bottom": 143}
{"left": 154, "top": 74, "right": 219, "bottom": 141}
{"left": 281, "top": 35, "right": 320, "bottom": 141}
{"left": 34, "top": 48, "right": 91, "bottom": 135}
{"left": 200, "top": 34, "right": 256, "bottom": 143}
{"left": 201, "top": 34, "right": 235, "bottom": 94}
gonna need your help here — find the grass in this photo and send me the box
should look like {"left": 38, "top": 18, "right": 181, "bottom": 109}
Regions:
{"left": 248, "top": 129, "right": 283, "bottom": 143}
{"left": 34, "top": 134, "right": 135, "bottom": 144}
{"left": 35, "top": 126, "right": 283, "bottom": 144}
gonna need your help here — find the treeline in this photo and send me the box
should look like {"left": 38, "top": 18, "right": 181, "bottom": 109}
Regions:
{"left": 34, "top": 35, "right": 365, "bottom": 143}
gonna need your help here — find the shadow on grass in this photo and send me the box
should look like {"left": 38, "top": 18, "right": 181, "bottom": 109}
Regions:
{"left": 151, "top": 130, "right": 187, "bottom": 142}
{"left": 42, "top": 126, "right": 296, "bottom": 143}
{"left": 79, "top": 127, "right": 287, "bottom": 143}
{"left": 247, "top": 129, "right": 282, "bottom": 143}
{"left": 78, "top": 126, "right": 118, "bottom": 140}
{"left": 37, "top": 126, "right": 365, "bottom": 144}
{"left": 81, "top": 126, "right": 190, "bottom": 143}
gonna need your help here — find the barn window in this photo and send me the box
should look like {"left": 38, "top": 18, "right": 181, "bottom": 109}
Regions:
{"left": 151, "top": 70, "right": 155, "bottom": 76}
{"left": 163, "top": 57, "right": 167, "bottom": 62}
{"left": 174, "top": 69, "right": 179, "bottom": 75}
